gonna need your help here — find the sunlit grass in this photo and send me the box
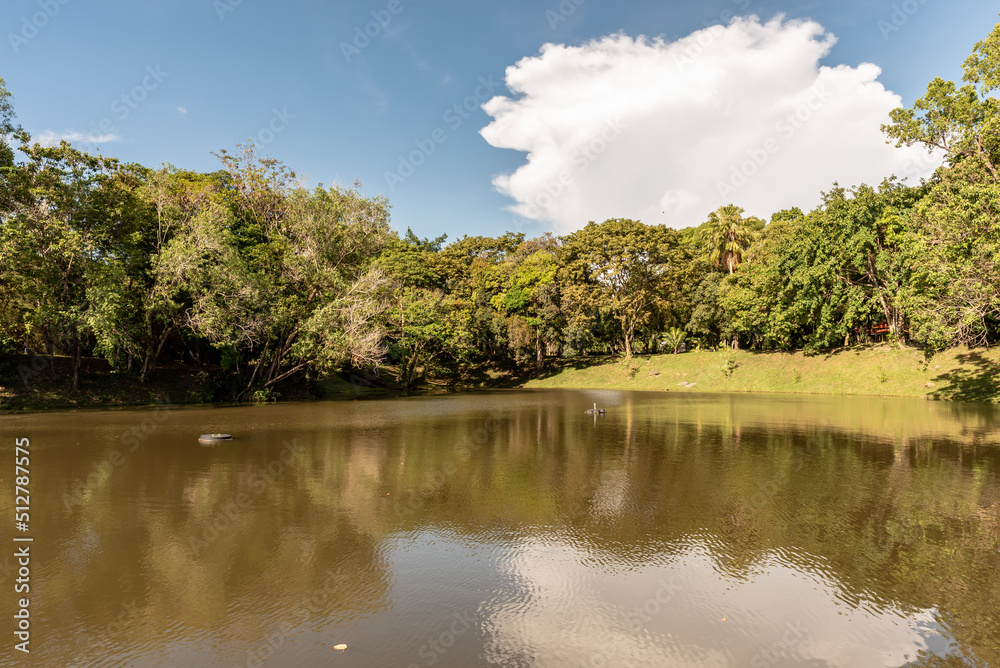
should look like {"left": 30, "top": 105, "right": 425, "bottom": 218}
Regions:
{"left": 526, "top": 346, "right": 1000, "bottom": 403}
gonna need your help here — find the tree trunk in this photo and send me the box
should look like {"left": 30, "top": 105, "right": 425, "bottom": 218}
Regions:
{"left": 141, "top": 324, "right": 174, "bottom": 383}
{"left": 264, "top": 326, "right": 301, "bottom": 386}
{"left": 246, "top": 342, "right": 270, "bottom": 391}
{"left": 623, "top": 320, "right": 635, "bottom": 359}
{"left": 404, "top": 345, "right": 422, "bottom": 391}
{"left": 140, "top": 314, "right": 154, "bottom": 382}
{"left": 535, "top": 330, "right": 544, "bottom": 370}
{"left": 72, "top": 336, "right": 82, "bottom": 392}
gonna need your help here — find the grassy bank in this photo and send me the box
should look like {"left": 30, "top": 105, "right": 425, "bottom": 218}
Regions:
{"left": 525, "top": 346, "right": 1000, "bottom": 403}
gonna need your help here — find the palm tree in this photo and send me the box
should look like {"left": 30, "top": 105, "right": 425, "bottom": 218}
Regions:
{"left": 662, "top": 327, "right": 687, "bottom": 354}
{"left": 706, "top": 204, "right": 753, "bottom": 274}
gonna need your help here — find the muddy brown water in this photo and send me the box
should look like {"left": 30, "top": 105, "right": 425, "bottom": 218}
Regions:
{"left": 1, "top": 389, "right": 998, "bottom": 667}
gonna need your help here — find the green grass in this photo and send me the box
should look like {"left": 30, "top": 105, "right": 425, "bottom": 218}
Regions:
{"left": 525, "top": 346, "right": 1000, "bottom": 403}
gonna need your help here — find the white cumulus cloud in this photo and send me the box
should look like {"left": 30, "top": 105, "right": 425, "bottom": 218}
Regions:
{"left": 34, "top": 130, "right": 120, "bottom": 148}
{"left": 480, "top": 16, "right": 940, "bottom": 232}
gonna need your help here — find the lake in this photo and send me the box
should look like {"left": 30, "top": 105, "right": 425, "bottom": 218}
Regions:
{"left": 1, "top": 389, "right": 998, "bottom": 667}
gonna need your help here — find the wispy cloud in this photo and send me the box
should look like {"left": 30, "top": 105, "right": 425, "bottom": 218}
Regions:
{"left": 34, "top": 130, "right": 121, "bottom": 147}
{"left": 177, "top": 106, "right": 187, "bottom": 114}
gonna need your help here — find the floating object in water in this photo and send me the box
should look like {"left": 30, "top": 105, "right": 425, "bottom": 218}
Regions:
{"left": 334, "top": 644, "right": 347, "bottom": 651}
{"left": 584, "top": 403, "right": 606, "bottom": 415}
{"left": 198, "top": 433, "right": 233, "bottom": 445}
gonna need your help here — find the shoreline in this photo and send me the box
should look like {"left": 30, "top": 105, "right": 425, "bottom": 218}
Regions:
{"left": 2, "top": 345, "right": 999, "bottom": 413}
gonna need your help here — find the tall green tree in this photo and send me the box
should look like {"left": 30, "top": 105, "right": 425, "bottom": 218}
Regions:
{"left": 132, "top": 166, "right": 222, "bottom": 380}
{"left": 706, "top": 204, "right": 760, "bottom": 274}
{"left": 719, "top": 209, "right": 843, "bottom": 350}
{"left": 377, "top": 230, "right": 470, "bottom": 390}
{"left": 491, "top": 234, "right": 562, "bottom": 369}
{"left": 882, "top": 18, "right": 1000, "bottom": 183}
{"left": 823, "top": 180, "right": 925, "bottom": 345}
{"left": 883, "top": 17, "right": 1000, "bottom": 347}
{"left": 0, "top": 141, "right": 144, "bottom": 388}
{"left": 0, "top": 77, "right": 26, "bottom": 352}
{"left": 155, "top": 146, "right": 392, "bottom": 391}
{"left": 562, "top": 218, "right": 689, "bottom": 359}
{"left": 0, "top": 76, "right": 27, "bottom": 213}
{"left": 437, "top": 233, "right": 524, "bottom": 364}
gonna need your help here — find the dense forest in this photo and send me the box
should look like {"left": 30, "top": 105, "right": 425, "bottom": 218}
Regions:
{"left": 1, "top": 22, "right": 998, "bottom": 400}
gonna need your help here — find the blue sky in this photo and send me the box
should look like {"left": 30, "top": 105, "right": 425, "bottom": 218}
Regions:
{"left": 2, "top": 0, "right": 997, "bottom": 241}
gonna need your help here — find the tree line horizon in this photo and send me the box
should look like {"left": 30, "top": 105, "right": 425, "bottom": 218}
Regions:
{"left": 1, "top": 20, "right": 998, "bottom": 397}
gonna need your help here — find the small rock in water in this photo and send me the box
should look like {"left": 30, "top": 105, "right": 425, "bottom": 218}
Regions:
{"left": 334, "top": 643, "right": 347, "bottom": 650}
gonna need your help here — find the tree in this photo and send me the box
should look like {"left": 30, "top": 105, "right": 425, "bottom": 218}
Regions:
{"left": 882, "top": 17, "right": 1000, "bottom": 347}
{"left": 705, "top": 204, "right": 760, "bottom": 274}
{"left": 377, "top": 231, "right": 470, "bottom": 391}
{"left": 719, "top": 210, "right": 842, "bottom": 351}
{"left": 882, "top": 18, "right": 1000, "bottom": 183}
{"left": 437, "top": 232, "right": 525, "bottom": 364}
{"left": 132, "top": 166, "right": 221, "bottom": 380}
{"left": 155, "top": 146, "right": 392, "bottom": 391}
{"left": 0, "top": 76, "right": 27, "bottom": 213}
{"left": 80, "top": 161, "right": 157, "bottom": 374}
{"left": 662, "top": 327, "right": 686, "bottom": 354}
{"left": 490, "top": 234, "right": 562, "bottom": 369}
{"left": 561, "top": 219, "right": 689, "bottom": 359}
{"left": 685, "top": 271, "right": 733, "bottom": 349}
{"left": 0, "top": 77, "right": 27, "bottom": 352}
{"left": 0, "top": 141, "right": 138, "bottom": 389}
{"left": 822, "top": 180, "right": 925, "bottom": 346}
